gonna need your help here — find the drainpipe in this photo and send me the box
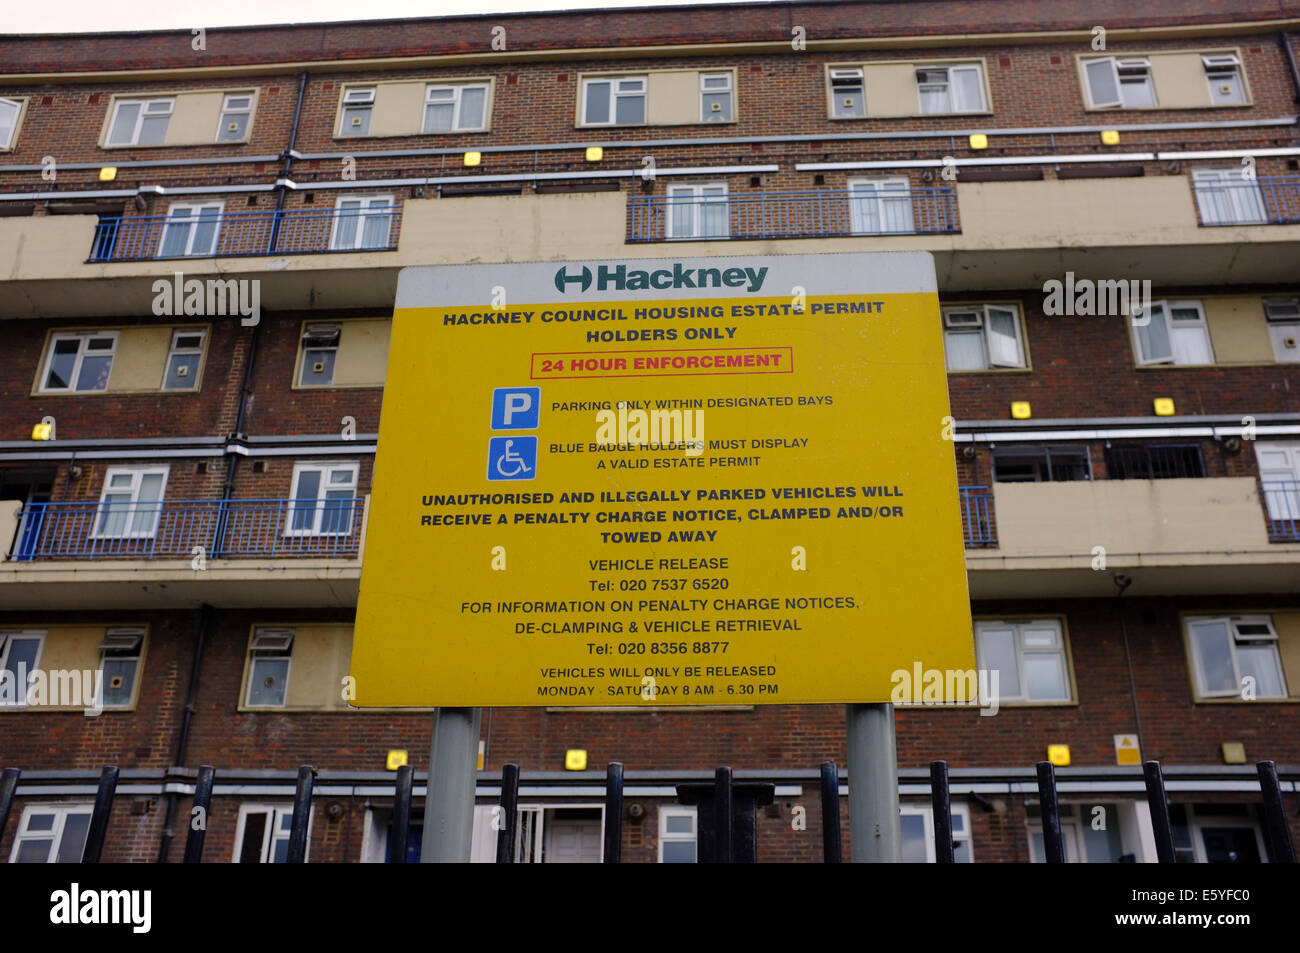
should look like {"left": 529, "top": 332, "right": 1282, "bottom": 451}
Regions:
{"left": 267, "top": 71, "right": 309, "bottom": 252}
{"left": 1282, "top": 34, "right": 1300, "bottom": 107}
{"left": 1113, "top": 573, "right": 1146, "bottom": 757}
{"left": 156, "top": 604, "right": 211, "bottom": 862}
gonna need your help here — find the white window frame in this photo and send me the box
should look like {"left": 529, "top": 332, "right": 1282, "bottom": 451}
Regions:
{"left": 1202, "top": 54, "right": 1247, "bottom": 106}
{"left": 329, "top": 194, "right": 395, "bottom": 251}
{"left": 244, "top": 627, "right": 294, "bottom": 709}
{"left": 93, "top": 466, "right": 169, "bottom": 541}
{"left": 1185, "top": 615, "right": 1288, "bottom": 700}
{"left": 974, "top": 619, "right": 1072, "bottom": 703}
{"left": 915, "top": 64, "right": 987, "bottom": 114}
{"left": 1084, "top": 57, "right": 1156, "bottom": 109}
{"left": 847, "top": 176, "right": 915, "bottom": 235}
{"left": 699, "top": 72, "right": 733, "bottom": 122}
{"left": 215, "top": 93, "right": 254, "bottom": 142}
{"left": 1132, "top": 299, "right": 1215, "bottom": 366}
{"left": 163, "top": 328, "right": 206, "bottom": 391}
{"left": 942, "top": 304, "right": 1025, "bottom": 370}
{"left": 158, "top": 201, "right": 224, "bottom": 258}
{"left": 287, "top": 462, "right": 360, "bottom": 537}
{"left": 1265, "top": 299, "right": 1300, "bottom": 363}
{"left": 1187, "top": 806, "right": 1270, "bottom": 863}
{"left": 232, "top": 804, "right": 308, "bottom": 862}
{"left": 98, "top": 627, "right": 144, "bottom": 710}
{"left": 658, "top": 805, "right": 698, "bottom": 863}
{"left": 900, "top": 803, "right": 974, "bottom": 862}
{"left": 106, "top": 97, "right": 174, "bottom": 146}
{"left": 0, "top": 97, "right": 22, "bottom": 150}
{"left": 1192, "top": 167, "right": 1267, "bottom": 226}
{"left": 580, "top": 75, "right": 647, "bottom": 127}
{"left": 422, "top": 83, "right": 490, "bottom": 133}
{"left": 829, "top": 68, "right": 865, "bottom": 119}
{"left": 38, "top": 330, "right": 119, "bottom": 393}
{"left": 338, "top": 86, "right": 376, "bottom": 137}
{"left": 0, "top": 630, "right": 45, "bottom": 711}
{"left": 297, "top": 323, "right": 342, "bottom": 387}
{"left": 665, "top": 182, "right": 729, "bottom": 240}
{"left": 7, "top": 803, "right": 94, "bottom": 863}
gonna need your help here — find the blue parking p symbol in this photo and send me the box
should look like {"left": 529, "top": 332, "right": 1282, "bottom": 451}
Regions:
{"left": 492, "top": 387, "right": 540, "bottom": 430}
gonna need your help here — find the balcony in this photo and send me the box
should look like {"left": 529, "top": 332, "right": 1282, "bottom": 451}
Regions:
{"left": 627, "top": 187, "right": 959, "bottom": 242}
{"left": 88, "top": 206, "right": 403, "bottom": 262}
{"left": 1262, "top": 481, "right": 1300, "bottom": 542}
{"left": 8, "top": 498, "right": 366, "bottom": 561}
{"left": 965, "top": 477, "right": 1300, "bottom": 598}
{"left": 959, "top": 485, "right": 996, "bottom": 547}
{"left": 1192, "top": 175, "right": 1300, "bottom": 227}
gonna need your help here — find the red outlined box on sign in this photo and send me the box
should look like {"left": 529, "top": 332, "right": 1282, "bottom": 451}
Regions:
{"left": 531, "top": 346, "right": 794, "bottom": 380}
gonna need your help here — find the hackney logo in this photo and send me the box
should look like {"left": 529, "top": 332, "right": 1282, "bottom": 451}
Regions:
{"left": 554, "top": 262, "right": 769, "bottom": 294}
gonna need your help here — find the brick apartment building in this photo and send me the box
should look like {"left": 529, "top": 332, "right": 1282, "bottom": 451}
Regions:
{"left": 1, "top": 0, "right": 1299, "bottom": 863}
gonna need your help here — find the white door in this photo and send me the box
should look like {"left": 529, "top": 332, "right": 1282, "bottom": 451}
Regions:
{"left": 543, "top": 814, "right": 603, "bottom": 863}
{"left": 848, "top": 177, "right": 914, "bottom": 234}
{"left": 1192, "top": 169, "right": 1265, "bottom": 225}
{"left": 1030, "top": 818, "right": 1083, "bottom": 862}
{"left": 1256, "top": 441, "right": 1300, "bottom": 528}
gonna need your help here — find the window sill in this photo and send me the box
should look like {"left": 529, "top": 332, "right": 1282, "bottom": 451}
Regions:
{"left": 331, "top": 130, "right": 492, "bottom": 141}
{"left": 289, "top": 382, "right": 384, "bottom": 391}
{"left": 1192, "top": 696, "right": 1296, "bottom": 705}
{"left": 1083, "top": 103, "right": 1251, "bottom": 112}
{"left": 946, "top": 367, "right": 1033, "bottom": 375}
{"left": 99, "top": 140, "right": 248, "bottom": 149}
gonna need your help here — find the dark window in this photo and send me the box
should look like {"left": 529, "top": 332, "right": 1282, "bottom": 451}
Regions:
{"left": 1105, "top": 444, "right": 1206, "bottom": 479}
{"left": 993, "top": 447, "right": 1091, "bottom": 482}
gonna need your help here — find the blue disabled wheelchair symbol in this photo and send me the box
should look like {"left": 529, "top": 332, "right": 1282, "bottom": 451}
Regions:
{"left": 487, "top": 436, "right": 538, "bottom": 481}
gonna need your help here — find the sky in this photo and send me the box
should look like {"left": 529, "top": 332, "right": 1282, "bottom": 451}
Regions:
{"left": 6, "top": 0, "right": 728, "bottom": 34}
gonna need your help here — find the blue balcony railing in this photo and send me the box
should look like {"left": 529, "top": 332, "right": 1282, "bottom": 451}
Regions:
{"left": 88, "top": 206, "right": 403, "bottom": 262}
{"left": 627, "top": 187, "right": 959, "bottom": 242}
{"left": 8, "top": 498, "right": 365, "bottom": 560}
{"left": 1261, "top": 481, "right": 1300, "bottom": 542}
{"left": 959, "top": 485, "right": 996, "bottom": 547}
{"left": 1192, "top": 175, "right": 1300, "bottom": 227}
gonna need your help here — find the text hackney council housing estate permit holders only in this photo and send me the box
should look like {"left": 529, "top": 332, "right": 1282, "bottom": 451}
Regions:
{"left": 351, "top": 252, "right": 973, "bottom": 708}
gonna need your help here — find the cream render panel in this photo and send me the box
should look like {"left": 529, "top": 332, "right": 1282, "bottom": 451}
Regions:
{"left": 1274, "top": 611, "right": 1300, "bottom": 699}
{"left": 20, "top": 625, "right": 145, "bottom": 712}
{"left": 1150, "top": 52, "right": 1215, "bottom": 109}
{"left": 105, "top": 326, "right": 173, "bottom": 392}
{"left": 1202, "top": 296, "right": 1276, "bottom": 364}
{"left": 166, "top": 91, "right": 226, "bottom": 145}
{"left": 646, "top": 71, "right": 703, "bottom": 125}
{"left": 333, "top": 319, "right": 392, "bottom": 387}
{"left": 864, "top": 63, "right": 919, "bottom": 117}
{"left": 281, "top": 624, "right": 353, "bottom": 710}
{"left": 368, "top": 81, "right": 427, "bottom": 137}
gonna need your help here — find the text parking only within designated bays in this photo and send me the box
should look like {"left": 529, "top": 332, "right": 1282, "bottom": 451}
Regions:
{"left": 351, "top": 252, "right": 973, "bottom": 708}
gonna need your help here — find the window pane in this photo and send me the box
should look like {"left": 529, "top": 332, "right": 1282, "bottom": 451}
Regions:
{"left": 1236, "top": 644, "right": 1285, "bottom": 697}
{"left": 953, "top": 68, "right": 984, "bottom": 110}
{"left": 248, "top": 658, "right": 290, "bottom": 706}
{"left": 614, "top": 93, "right": 645, "bottom": 125}
{"left": 954, "top": 839, "right": 972, "bottom": 863}
{"left": 945, "top": 330, "right": 986, "bottom": 370}
{"left": 986, "top": 308, "right": 1022, "bottom": 366}
{"left": 900, "top": 814, "right": 928, "bottom": 862}
{"left": 56, "top": 813, "right": 91, "bottom": 862}
{"left": 4, "top": 637, "right": 42, "bottom": 683}
{"left": 424, "top": 102, "right": 454, "bottom": 132}
{"left": 165, "top": 352, "right": 201, "bottom": 390}
{"left": 45, "top": 339, "right": 80, "bottom": 389}
{"left": 1021, "top": 626, "right": 1058, "bottom": 648}
{"left": 665, "top": 815, "right": 693, "bottom": 834}
{"left": 332, "top": 202, "right": 361, "bottom": 249}
{"left": 301, "top": 348, "right": 337, "bottom": 386}
{"left": 979, "top": 627, "right": 1020, "bottom": 697}
{"left": 1120, "top": 77, "right": 1156, "bottom": 108}
{"left": 661, "top": 841, "right": 695, "bottom": 863}
{"left": 321, "top": 491, "right": 354, "bottom": 534}
{"left": 139, "top": 114, "right": 169, "bottom": 145}
{"left": 833, "top": 85, "right": 864, "bottom": 117}
{"left": 1190, "top": 621, "right": 1237, "bottom": 694}
{"left": 1170, "top": 325, "right": 1213, "bottom": 365}
{"left": 189, "top": 207, "right": 221, "bottom": 256}
{"left": 702, "top": 91, "right": 731, "bottom": 121}
{"left": 1024, "top": 653, "right": 1069, "bottom": 701}
{"left": 342, "top": 106, "right": 371, "bottom": 135}
{"left": 218, "top": 112, "right": 249, "bottom": 141}
{"left": 239, "top": 812, "right": 268, "bottom": 862}
{"left": 74, "top": 352, "right": 112, "bottom": 391}
{"left": 584, "top": 82, "right": 610, "bottom": 124}
{"left": 360, "top": 202, "right": 392, "bottom": 249}
{"left": 109, "top": 103, "right": 140, "bottom": 144}
{"left": 14, "top": 837, "right": 54, "bottom": 863}
{"left": 1085, "top": 59, "right": 1120, "bottom": 106}
{"left": 102, "top": 657, "right": 138, "bottom": 707}
{"left": 918, "top": 84, "right": 950, "bottom": 114}
{"left": 1136, "top": 305, "right": 1173, "bottom": 363}
{"left": 459, "top": 87, "right": 486, "bottom": 128}
{"left": 26, "top": 812, "right": 56, "bottom": 832}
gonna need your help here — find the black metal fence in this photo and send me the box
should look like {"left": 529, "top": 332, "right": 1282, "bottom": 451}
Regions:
{"left": 1, "top": 759, "right": 1294, "bottom": 863}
